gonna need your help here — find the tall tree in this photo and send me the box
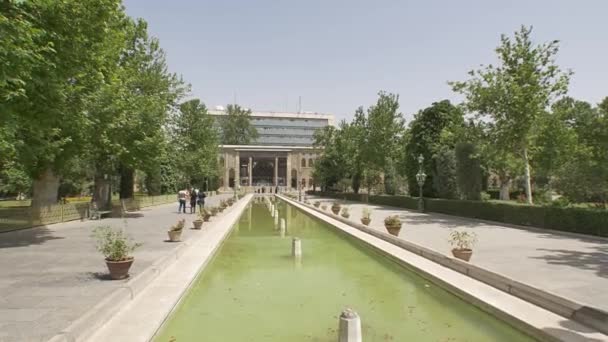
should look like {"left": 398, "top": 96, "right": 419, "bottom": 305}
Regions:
{"left": 404, "top": 100, "right": 464, "bottom": 197}
{"left": 451, "top": 26, "right": 571, "bottom": 204}
{"left": 364, "top": 92, "right": 404, "bottom": 184}
{"left": 5, "top": 0, "right": 128, "bottom": 207}
{"left": 171, "top": 99, "right": 219, "bottom": 187}
{"left": 219, "top": 104, "right": 259, "bottom": 145}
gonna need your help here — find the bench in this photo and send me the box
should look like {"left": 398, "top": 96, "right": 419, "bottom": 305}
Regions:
{"left": 89, "top": 203, "right": 111, "bottom": 220}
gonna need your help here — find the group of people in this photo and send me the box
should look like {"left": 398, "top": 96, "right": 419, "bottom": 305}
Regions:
{"left": 177, "top": 188, "right": 206, "bottom": 214}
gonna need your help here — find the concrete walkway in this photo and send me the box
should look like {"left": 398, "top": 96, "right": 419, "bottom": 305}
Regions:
{"left": 0, "top": 194, "right": 231, "bottom": 342}
{"left": 309, "top": 196, "right": 608, "bottom": 313}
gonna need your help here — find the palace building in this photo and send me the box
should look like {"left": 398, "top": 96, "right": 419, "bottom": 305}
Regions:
{"left": 209, "top": 109, "right": 334, "bottom": 192}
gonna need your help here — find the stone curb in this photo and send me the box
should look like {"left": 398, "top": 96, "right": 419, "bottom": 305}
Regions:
{"left": 281, "top": 196, "right": 608, "bottom": 336}
{"left": 46, "top": 194, "right": 243, "bottom": 342}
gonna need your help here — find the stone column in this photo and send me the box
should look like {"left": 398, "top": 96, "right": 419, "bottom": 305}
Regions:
{"left": 286, "top": 153, "right": 292, "bottom": 189}
{"left": 235, "top": 151, "right": 240, "bottom": 187}
{"left": 274, "top": 156, "right": 278, "bottom": 187}
{"left": 248, "top": 156, "right": 253, "bottom": 187}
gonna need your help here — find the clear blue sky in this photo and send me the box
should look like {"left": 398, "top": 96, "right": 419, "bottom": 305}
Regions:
{"left": 123, "top": 0, "right": 608, "bottom": 122}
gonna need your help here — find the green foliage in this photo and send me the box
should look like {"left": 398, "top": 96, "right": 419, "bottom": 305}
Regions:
{"left": 448, "top": 230, "right": 477, "bottom": 250}
{"left": 404, "top": 100, "right": 464, "bottom": 197}
{"left": 171, "top": 99, "right": 219, "bottom": 187}
{"left": 93, "top": 226, "right": 141, "bottom": 261}
{"left": 433, "top": 148, "right": 458, "bottom": 199}
{"left": 451, "top": 26, "right": 572, "bottom": 204}
{"left": 455, "top": 142, "right": 482, "bottom": 200}
{"left": 219, "top": 104, "right": 259, "bottom": 145}
{"left": 384, "top": 215, "right": 401, "bottom": 226}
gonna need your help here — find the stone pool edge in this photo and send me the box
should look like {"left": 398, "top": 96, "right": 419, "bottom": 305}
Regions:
{"left": 65, "top": 194, "right": 254, "bottom": 342}
{"left": 277, "top": 194, "right": 608, "bottom": 342}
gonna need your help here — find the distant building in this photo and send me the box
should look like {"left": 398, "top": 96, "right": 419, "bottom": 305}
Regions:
{"left": 208, "top": 109, "right": 334, "bottom": 192}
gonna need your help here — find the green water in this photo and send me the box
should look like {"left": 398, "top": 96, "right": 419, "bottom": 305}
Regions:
{"left": 155, "top": 200, "right": 535, "bottom": 342}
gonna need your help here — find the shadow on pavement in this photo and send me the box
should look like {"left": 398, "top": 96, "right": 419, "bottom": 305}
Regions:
{"left": 0, "top": 226, "right": 64, "bottom": 248}
{"left": 531, "top": 245, "right": 608, "bottom": 278}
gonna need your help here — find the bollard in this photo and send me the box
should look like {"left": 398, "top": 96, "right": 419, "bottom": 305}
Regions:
{"left": 338, "top": 308, "right": 362, "bottom": 342}
{"left": 292, "top": 237, "right": 302, "bottom": 258}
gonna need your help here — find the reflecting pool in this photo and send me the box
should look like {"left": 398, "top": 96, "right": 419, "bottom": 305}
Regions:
{"left": 155, "top": 200, "right": 535, "bottom": 341}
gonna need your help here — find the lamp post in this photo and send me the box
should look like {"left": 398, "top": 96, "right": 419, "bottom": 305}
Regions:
{"left": 415, "top": 154, "right": 426, "bottom": 211}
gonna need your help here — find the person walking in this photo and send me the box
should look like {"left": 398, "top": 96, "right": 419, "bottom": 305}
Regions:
{"left": 190, "top": 188, "right": 197, "bottom": 214}
{"left": 177, "top": 189, "right": 187, "bottom": 213}
{"left": 197, "top": 190, "right": 206, "bottom": 212}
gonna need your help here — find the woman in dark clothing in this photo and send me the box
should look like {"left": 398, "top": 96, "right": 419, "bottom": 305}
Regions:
{"left": 190, "top": 188, "right": 197, "bottom": 213}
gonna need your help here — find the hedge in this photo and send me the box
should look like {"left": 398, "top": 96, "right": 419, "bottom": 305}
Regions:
{"left": 306, "top": 191, "right": 608, "bottom": 237}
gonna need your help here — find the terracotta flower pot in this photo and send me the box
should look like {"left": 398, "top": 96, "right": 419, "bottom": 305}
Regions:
{"left": 452, "top": 248, "right": 473, "bottom": 262}
{"left": 331, "top": 205, "right": 341, "bottom": 215}
{"left": 168, "top": 230, "right": 182, "bottom": 242}
{"left": 385, "top": 223, "right": 402, "bottom": 236}
{"left": 341, "top": 213, "right": 350, "bottom": 219}
{"left": 105, "top": 257, "right": 134, "bottom": 280}
{"left": 193, "top": 220, "right": 203, "bottom": 229}
{"left": 361, "top": 217, "right": 371, "bottom": 226}
{"left": 203, "top": 215, "right": 211, "bottom": 222}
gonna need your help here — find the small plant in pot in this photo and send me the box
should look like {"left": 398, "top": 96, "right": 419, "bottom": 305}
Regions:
{"left": 210, "top": 207, "right": 219, "bottom": 216}
{"left": 313, "top": 201, "right": 321, "bottom": 208}
{"left": 94, "top": 226, "right": 141, "bottom": 280}
{"left": 193, "top": 212, "right": 204, "bottom": 229}
{"left": 201, "top": 208, "right": 211, "bottom": 221}
{"left": 331, "top": 202, "right": 341, "bottom": 215}
{"left": 384, "top": 215, "right": 402, "bottom": 236}
{"left": 168, "top": 219, "right": 185, "bottom": 242}
{"left": 449, "top": 230, "right": 477, "bottom": 262}
{"left": 321, "top": 204, "right": 327, "bottom": 211}
{"left": 340, "top": 206, "right": 350, "bottom": 218}
{"left": 218, "top": 200, "right": 227, "bottom": 212}
{"left": 227, "top": 198, "right": 235, "bottom": 206}
{"left": 361, "top": 207, "right": 372, "bottom": 226}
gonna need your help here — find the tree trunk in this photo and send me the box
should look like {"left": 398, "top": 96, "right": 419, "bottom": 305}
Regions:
{"left": 499, "top": 177, "right": 511, "bottom": 201}
{"left": 94, "top": 173, "right": 112, "bottom": 211}
{"left": 31, "top": 168, "right": 60, "bottom": 208}
{"left": 119, "top": 165, "right": 134, "bottom": 199}
{"left": 522, "top": 147, "right": 533, "bottom": 204}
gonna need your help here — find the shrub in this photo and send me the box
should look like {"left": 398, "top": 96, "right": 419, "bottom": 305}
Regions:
{"left": 169, "top": 219, "right": 185, "bottom": 232}
{"left": 341, "top": 207, "right": 350, "bottom": 218}
{"left": 362, "top": 207, "right": 372, "bottom": 220}
{"left": 455, "top": 142, "right": 482, "bottom": 200}
{"left": 93, "top": 227, "right": 141, "bottom": 261}
{"left": 384, "top": 215, "right": 401, "bottom": 226}
{"left": 448, "top": 230, "right": 477, "bottom": 250}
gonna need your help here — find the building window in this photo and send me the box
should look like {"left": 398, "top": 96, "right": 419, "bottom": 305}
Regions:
{"left": 301, "top": 158, "right": 306, "bottom": 167}
{"left": 309, "top": 178, "right": 313, "bottom": 188}
{"left": 301, "top": 178, "right": 306, "bottom": 188}
{"left": 308, "top": 158, "right": 314, "bottom": 167}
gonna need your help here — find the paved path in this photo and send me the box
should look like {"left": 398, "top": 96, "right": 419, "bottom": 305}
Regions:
{"left": 0, "top": 194, "right": 231, "bottom": 342}
{"left": 309, "top": 196, "right": 608, "bottom": 313}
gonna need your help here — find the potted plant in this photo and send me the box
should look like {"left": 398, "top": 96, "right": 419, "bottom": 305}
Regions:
{"left": 227, "top": 198, "right": 235, "bottom": 206}
{"left": 193, "top": 212, "right": 204, "bottom": 229}
{"left": 384, "top": 215, "right": 402, "bottom": 236}
{"left": 168, "top": 219, "right": 185, "bottom": 242}
{"left": 201, "top": 208, "right": 211, "bottom": 221}
{"left": 340, "top": 206, "right": 350, "bottom": 218}
{"left": 331, "top": 202, "right": 341, "bottom": 215}
{"left": 218, "top": 200, "right": 227, "bottom": 212}
{"left": 313, "top": 201, "right": 321, "bottom": 208}
{"left": 321, "top": 204, "right": 327, "bottom": 211}
{"left": 94, "top": 226, "right": 141, "bottom": 280}
{"left": 449, "top": 230, "right": 477, "bottom": 262}
{"left": 361, "top": 207, "right": 372, "bottom": 226}
{"left": 210, "top": 207, "right": 219, "bottom": 216}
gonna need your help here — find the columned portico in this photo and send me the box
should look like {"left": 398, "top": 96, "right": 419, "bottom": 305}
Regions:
{"left": 219, "top": 145, "right": 317, "bottom": 192}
